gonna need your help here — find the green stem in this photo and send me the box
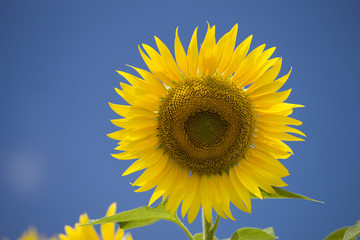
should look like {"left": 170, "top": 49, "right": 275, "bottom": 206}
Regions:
{"left": 202, "top": 208, "right": 213, "bottom": 240}
{"left": 173, "top": 214, "right": 194, "bottom": 240}
{"left": 209, "top": 215, "right": 220, "bottom": 239}
{"left": 202, "top": 209, "right": 220, "bottom": 240}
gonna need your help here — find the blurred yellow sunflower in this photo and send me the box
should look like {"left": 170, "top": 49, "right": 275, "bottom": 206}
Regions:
{"left": 59, "top": 203, "right": 132, "bottom": 240}
{"left": 109, "top": 23, "right": 305, "bottom": 223}
{"left": 17, "top": 227, "right": 57, "bottom": 240}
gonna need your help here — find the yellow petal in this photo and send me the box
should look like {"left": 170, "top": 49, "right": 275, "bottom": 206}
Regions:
{"left": 107, "top": 126, "right": 156, "bottom": 141}
{"left": 122, "top": 149, "right": 163, "bottom": 176}
{"left": 248, "top": 67, "right": 292, "bottom": 97}
{"left": 236, "top": 57, "right": 279, "bottom": 88}
{"left": 241, "top": 161, "right": 276, "bottom": 194}
{"left": 247, "top": 148, "right": 289, "bottom": 176}
{"left": 138, "top": 45, "right": 175, "bottom": 87}
{"left": 252, "top": 88, "right": 291, "bottom": 106}
{"left": 209, "top": 176, "right": 227, "bottom": 219}
{"left": 133, "top": 156, "right": 169, "bottom": 190}
{"left": 216, "top": 24, "right": 238, "bottom": 75}
{"left": 111, "top": 141, "right": 158, "bottom": 159}
{"left": 228, "top": 168, "right": 252, "bottom": 209}
{"left": 59, "top": 234, "right": 69, "bottom": 240}
{"left": 200, "top": 175, "right": 213, "bottom": 223}
{"left": 199, "top": 24, "right": 216, "bottom": 75}
{"left": 148, "top": 162, "right": 179, "bottom": 205}
{"left": 213, "top": 175, "right": 235, "bottom": 220}
{"left": 248, "top": 58, "right": 282, "bottom": 91}
{"left": 149, "top": 186, "right": 166, "bottom": 206}
{"left": 64, "top": 226, "right": 76, "bottom": 239}
{"left": 154, "top": 36, "right": 182, "bottom": 81}
{"left": 109, "top": 103, "right": 156, "bottom": 119}
{"left": 245, "top": 160, "right": 288, "bottom": 187}
{"left": 187, "top": 175, "right": 201, "bottom": 223}
{"left": 77, "top": 214, "right": 99, "bottom": 240}
{"left": 262, "top": 137, "right": 294, "bottom": 155}
{"left": 257, "top": 115, "right": 302, "bottom": 126}
{"left": 232, "top": 44, "right": 266, "bottom": 86}
{"left": 101, "top": 203, "right": 117, "bottom": 240}
{"left": 222, "top": 172, "right": 251, "bottom": 213}
{"left": 115, "top": 137, "right": 158, "bottom": 153}
{"left": 187, "top": 27, "right": 199, "bottom": 76}
{"left": 126, "top": 65, "right": 167, "bottom": 95}
{"left": 175, "top": 27, "right": 189, "bottom": 77}
{"left": 233, "top": 165, "right": 262, "bottom": 199}
{"left": 254, "top": 102, "right": 298, "bottom": 116}
{"left": 115, "top": 86, "right": 159, "bottom": 111}
{"left": 166, "top": 168, "right": 189, "bottom": 216}
{"left": 116, "top": 71, "right": 160, "bottom": 98}
{"left": 181, "top": 173, "right": 200, "bottom": 218}
{"left": 256, "top": 123, "right": 306, "bottom": 137}
{"left": 110, "top": 117, "right": 156, "bottom": 129}
{"left": 114, "top": 229, "right": 124, "bottom": 240}
{"left": 224, "top": 35, "right": 252, "bottom": 78}
{"left": 253, "top": 140, "right": 292, "bottom": 159}
{"left": 263, "top": 130, "right": 305, "bottom": 142}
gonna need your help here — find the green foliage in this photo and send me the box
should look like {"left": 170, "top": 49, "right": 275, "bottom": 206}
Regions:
{"left": 193, "top": 233, "right": 203, "bottom": 240}
{"left": 324, "top": 228, "right": 348, "bottom": 240}
{"left": 193, "top": 233, "right": 218, "bottom": 240}
{"left": 262, "top": 227, "right": 276, "bottom": 236}
{"left": 344, "top": 221, "right": 360, "bottom": 240}
{"left": 84, "top": 201, "right": 177, "bottom": 230}
{"left": 230, "top": 227, "right": 277, "bottom": 240}
{"left": 324, "top": 220, "right": 360, "bottom": 240}
{"left": 250, "top": 187, "right": 323, "bottom": 203}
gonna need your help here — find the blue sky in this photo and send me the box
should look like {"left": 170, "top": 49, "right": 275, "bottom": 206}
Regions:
{"left": 1, "top": 0, "right": 360, "bottom": 239}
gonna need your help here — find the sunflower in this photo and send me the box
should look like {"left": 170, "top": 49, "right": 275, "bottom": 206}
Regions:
{"left": 109, "top": 23, "right": 305, "bottom": 223}
{"left": 17, "top": 227, "right": 57, "bottom": 240}
{"left": 59, "top": 203, "right": 132, "bottom": 240}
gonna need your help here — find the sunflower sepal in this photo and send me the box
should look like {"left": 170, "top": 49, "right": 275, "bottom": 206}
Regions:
{"left": 249, "top": 187, "right": 323, "bottom": 203}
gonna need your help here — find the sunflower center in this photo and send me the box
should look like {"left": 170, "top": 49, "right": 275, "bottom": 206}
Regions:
{"left": 185, "top": 111, "right": 228, "bottom": 148}
{"left": 158, "top": 76, "right": 255, "bottom": 175}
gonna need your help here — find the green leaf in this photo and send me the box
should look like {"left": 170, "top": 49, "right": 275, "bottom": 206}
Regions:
{"left": 249, "top": 187, "right": 323, "bottom": 203}
{"left": 344, "top": 220, "right": 360, "bottom": 240}
{"left": 324, "top": 227, "right": 348, "bottom": 240}
{"left": 230, "top": 227, "right": 277, "bottom": 240}
{"left": 84, "top": 201, "right": 177, "bottom": 230}
{"left": 193, "top": 233, "right": 203, "bottom": 240}
{"left": 193, "top": 233, "right": 218, "bottom": 240}
{"left": 263, "top": 227, "right": 276, "bottom": 237}
{"left": 324, "top": 220, "right": 360, "bottom": 240}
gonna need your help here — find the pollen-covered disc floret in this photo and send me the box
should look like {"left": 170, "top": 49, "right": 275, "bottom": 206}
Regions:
{"left": 159, "top": 76, "right": 255, "bottom": 175}
{"left": 109, "top": 23, "right": 305, "bottom": 224}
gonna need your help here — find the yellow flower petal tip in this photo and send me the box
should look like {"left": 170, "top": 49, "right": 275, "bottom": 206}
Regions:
{"left": 59, "top": 203, "right": 132, "bottom": 240}
{"left": 109, "top": 23, "right": 305, "bottom": 223}
{"left": 17, "top": 226, "right": 58, "bottom": 240}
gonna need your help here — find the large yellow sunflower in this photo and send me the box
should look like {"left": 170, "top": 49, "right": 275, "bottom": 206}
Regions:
{"left": 109, "top": 24, "right": 305, "bottom": 223}
{"left": 59, "top": 203, "right": 132, "bottom": 240}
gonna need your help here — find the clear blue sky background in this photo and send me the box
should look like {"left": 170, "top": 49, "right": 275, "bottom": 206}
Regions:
{"left": 1, "top": 1, "right": 360, "bottom": 239}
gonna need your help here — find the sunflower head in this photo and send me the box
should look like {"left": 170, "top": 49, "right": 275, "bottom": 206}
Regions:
{"left": 158, "top": 75, "right": 255, "bottom": 175}
{"left": 109, "top": 23, "right": 305, "bottom": 223}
